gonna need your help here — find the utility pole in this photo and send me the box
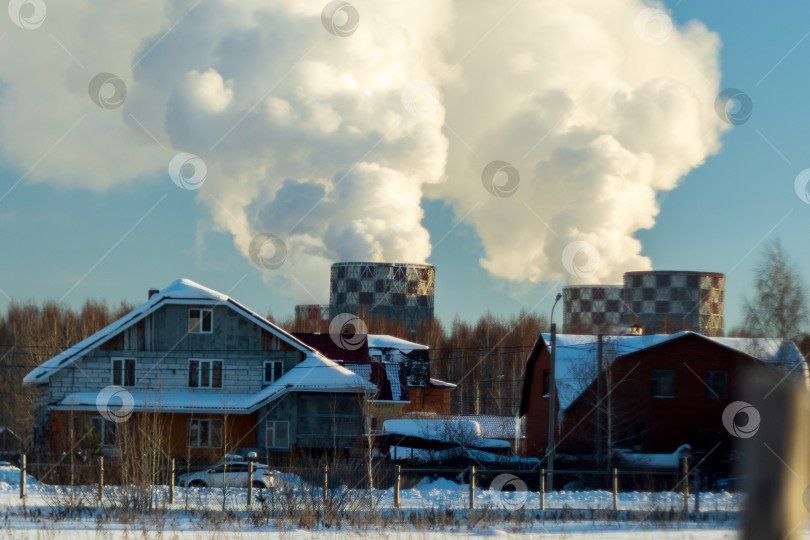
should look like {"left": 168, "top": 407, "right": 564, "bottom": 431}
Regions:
{"left": 546, "top": 321, "right": 558, "bottom": 489}
{"left": 546, "top": 292, "right": 562, "bottom": 489}
{"left": 596, "top": 334, "right": 604, "bottom": 472}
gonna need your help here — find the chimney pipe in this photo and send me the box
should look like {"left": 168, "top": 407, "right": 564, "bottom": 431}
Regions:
{"left": 148, "top": 288, "right": 159, "bottom": 299}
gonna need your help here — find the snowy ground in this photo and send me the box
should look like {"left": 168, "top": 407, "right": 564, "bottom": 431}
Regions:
{"left": 0, "top": 462, "right": 801, "bottom": 538}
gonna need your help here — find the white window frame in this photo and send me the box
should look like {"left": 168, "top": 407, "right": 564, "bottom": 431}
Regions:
{"left": 263, "top": 361, "right": 284, "bottom": 384}
{"left": 265, "top": 420, "right": 290, "bottom": 449}
{"left": 187, "top": 418, "right": 223, "bottom": 448}
{"left": 188, "top": 359, "right": 224, "bottom": 388}
{"left": 188, "top": 308, "right": 213, "bottom": 334}
{"left": 111, "top": 357, "right": 136, "bottom": 387}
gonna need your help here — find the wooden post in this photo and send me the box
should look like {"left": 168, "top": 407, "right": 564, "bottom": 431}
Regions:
{"left": 540, "top": 468, "right": 546, "bottom": 510}
{"left": 19, "top": 454, "right": 26, "bottom": 500}
{"left": 394, "top": 465, "right": 401, "bottom": 509}
{"left": 612, "top": 468, "right": 618, "bottom": 511}
{"left": 694, "top": 469, "right": 700, "bottom": 513}
{"left": 323, "top": 464, "right": 329, "bottom": 504}
{"left": 98, "top": 456, "right": 104, "bottom": 502}
{"left": 247, "top": 461, "right": 253, "bottom": 507}
{"left": 469, "top": 466, "right": 476, "bottom": 510}
{"left": 682, "top": 457, "right": 690, "bottom": 513}
{"left": 169, "top": 458, "right": 175, "bottom": 505}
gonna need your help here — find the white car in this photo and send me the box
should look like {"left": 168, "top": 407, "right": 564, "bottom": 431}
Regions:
{"left": 176, "top": 461, "right": 275, "bottom": 489}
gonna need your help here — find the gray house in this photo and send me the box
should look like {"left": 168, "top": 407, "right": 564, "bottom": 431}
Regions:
{"left": 22, "top": 279, "right": 375, "bottom": 460}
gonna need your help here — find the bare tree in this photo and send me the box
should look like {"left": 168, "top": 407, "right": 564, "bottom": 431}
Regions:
{"left": 740, "top": 241, "right": 809, "bottom": 339}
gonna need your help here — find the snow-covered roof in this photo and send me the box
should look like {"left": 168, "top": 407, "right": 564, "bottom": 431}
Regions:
{"left": 429, "top": 378, "right": 457, "bottom": 388}
{"left": 382, "top": 419, "right": 510, "bottom": 449}
{"left": 57, "top": 353, "right": 375, "bottom": 414}
{"left": 548, "top": 331, "right": 809, "bottom": 412}
{"left": 447, "top": 415, "right": 524, "bottom": 440}
{"left": 367, "top": 334, "right": 428, "bottom": 352}
{"left": 23, "top": 278, "right": 318, "bottom": 386}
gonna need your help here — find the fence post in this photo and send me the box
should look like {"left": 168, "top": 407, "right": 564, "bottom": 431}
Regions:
{"left": 540, "top": 468, "right": 546, "bottom": 510}
{"left": 323, "top": 464, "right": 329, "bottom": 504}
{"left": 394, "top": 465, "right": 401, "bottom": 509}
{"left": 612, "top": 468, "right": 618, "bottom": 511}
{"left": 469, "top": 466, "right": 476, "bottom": 510}
{"left": 694, "top": 469, "right": 700, "bottom": 513}
{"left": 19, "top": 454, "right": 26, "bottom": 500}
{"left": 98, "top": 456, "right": 104, "bottom": 502}
{"left": 247, "top": 461, "right": 253, "bottom": 507}
{"left": 682, "top": 457, "right": 690, "bottom": 513}
{"left": 169, "top": 458, "right": 175, "bottom": 505}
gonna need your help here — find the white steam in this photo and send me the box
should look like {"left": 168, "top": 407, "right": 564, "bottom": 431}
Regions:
{"left": 0, "top": 0, "right": 725, "bottom": 299}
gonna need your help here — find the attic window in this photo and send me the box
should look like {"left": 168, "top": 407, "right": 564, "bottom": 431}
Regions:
{"left": 112, "top": 358, "right": 136, "bottom": 387}
{"left": 189, "top": 309, "right": 213, "bottom": 333}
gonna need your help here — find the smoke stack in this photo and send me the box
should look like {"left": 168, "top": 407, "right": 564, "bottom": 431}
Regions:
{"left": 148, "top": 288, "right": 159, "bottom": 300}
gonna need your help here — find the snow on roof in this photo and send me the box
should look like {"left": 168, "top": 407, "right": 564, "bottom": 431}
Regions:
{"left": 367, "top": 334, "right": 428, "bottom": 352}
{"left": 23, "top": 278, "right": 317, "bottom": 386}
{"left": 381, "top": 419, "right": 510, "bottom": 449}
{"left": 448, "top": 415, "right": 524, "bottom": 440}
{"left": 429, "top": 378, "right": 457, "bottom": 388}
{"left": 548, "top": 331, "right": 809, "bottom": 413}
{"left": 57, "top": 353, "right": 375, "bottom": 413}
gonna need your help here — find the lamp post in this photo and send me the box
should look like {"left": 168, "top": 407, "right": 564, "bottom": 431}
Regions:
{"left": 546, "top": 292, "right": 563, "bottom": 490}
{"left": 475, "top": 374, "right": 504, "bottom": 415}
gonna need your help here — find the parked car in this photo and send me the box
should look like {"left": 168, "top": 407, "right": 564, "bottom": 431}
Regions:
{"left": 176, "top": 461, "right": 275, "bottom": 489}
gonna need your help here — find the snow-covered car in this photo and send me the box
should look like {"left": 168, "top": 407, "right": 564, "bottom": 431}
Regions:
{"left": 176, "top": 461, "right": 275, "bottom": 489}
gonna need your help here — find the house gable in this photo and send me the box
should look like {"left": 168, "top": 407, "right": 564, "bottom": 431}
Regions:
{"left": 23, "top": 279, "right": 315, "bottom": 386}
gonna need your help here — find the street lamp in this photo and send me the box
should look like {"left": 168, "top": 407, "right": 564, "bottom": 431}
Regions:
{"left": 546, "top": 292, "right": 562, "bottom": 489}
{"left": 475, "top": 374, "right": 504, "bottom": 415}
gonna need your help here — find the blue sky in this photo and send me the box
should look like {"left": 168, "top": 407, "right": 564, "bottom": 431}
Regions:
{"left": 0, "top": 1, "right": 809, "bottom": 333}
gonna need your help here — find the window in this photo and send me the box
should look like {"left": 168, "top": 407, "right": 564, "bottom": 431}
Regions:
{"left": 71, "top": 416, "right": 116, "bottom": 446}
{"left": 112, "top": 358, "right": 136, "bottom": 386}
{"left": 189, "top": 359, "right": 223, "bottom": 388}
{"left": 263, "top": 361, "right": 283, "bottom": 384}
{"left": 187, "top": 419, "right": 223, "bottom": 448}
{"left": 90, "top": 417, "right": 117, "bottom": 446}
{"left": 358, "top": 292, "right": 374, "bottom": 304}
{"left": 651, "top": 369, "right": 675, "bottom": 398}
{"left": 542, "top": 370, "right": 550, "bottom": 396}
{"left": 265, "top": 421, "right": 290, "bottom": 449}
{"left": 706, "top": 370, "right": 728, "bottom": 399}
{"left": 189, "top": 309, "right": 213, "bottom": 333}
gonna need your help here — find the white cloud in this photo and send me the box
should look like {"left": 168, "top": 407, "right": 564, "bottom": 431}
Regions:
{"left": 0, "top": 0, "right": 726, "bottom": 299}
